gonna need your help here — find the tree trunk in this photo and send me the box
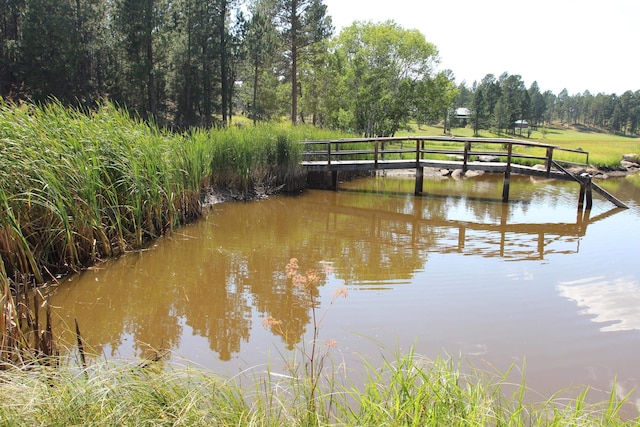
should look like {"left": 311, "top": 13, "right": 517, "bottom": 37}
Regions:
{"left": 291, "top": 42, "right": 297, "bottom": 124}
{"left": 220, "top": 0, "right": 228, "bottom": 127}
{"left": 252, "top": 61, "right": 258, "bottom": 125}
{"left": 146, "top": 0, "right": 157, "bottom": 118}
{"left": 290, "top": 0, "right": 298, "bottom": 125}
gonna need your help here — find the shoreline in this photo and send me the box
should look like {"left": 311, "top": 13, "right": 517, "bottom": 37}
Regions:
{"left": 204, "top": 163, "right": 639, "bottom": 206}
{"left": 375, "top": 163, "right": 640, "bottom": 180}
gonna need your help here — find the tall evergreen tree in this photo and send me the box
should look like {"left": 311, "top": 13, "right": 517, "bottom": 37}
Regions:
{"left": 114, "top": 0, "right": 167, "bottom": 118}
{"left": 499, "top": 73, "right": 526, "bottom": 134}
{"left": 20, "top": 0, "right": 81, "bottom": 102}
{"left": 470, "top": 84, "right": 487, "bottom": 135}
{"left": 528, "top": 81, "right": 545, "bottom": 127}
{"left": 168, "top": 0, "right": 197, "bottom": 127}
{"left": 0, "top": 0, "right": 25, "bottom": 97}
{"left": 243, "top": 1, "right": 278, "bottom": 124}
{"left": 273, "top": 0, "right": 332, "bottom": 124}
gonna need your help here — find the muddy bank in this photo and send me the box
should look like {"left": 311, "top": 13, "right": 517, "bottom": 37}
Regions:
{"left": 203, "top": 157, "right": 639, "bottom": 206}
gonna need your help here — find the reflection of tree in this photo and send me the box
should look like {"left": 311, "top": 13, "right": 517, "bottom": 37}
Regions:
{"left": 176, "top": 252, "right": 251, "bottom": 361}
{"left": 48, "top": 253, "right": 184, "bottom": 358}
{"left": 47, "top": 173, "right": 625, "bottom": 362}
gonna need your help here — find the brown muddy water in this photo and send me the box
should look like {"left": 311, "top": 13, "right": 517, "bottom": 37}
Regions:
{"left": 45, "top": 172, "right": 640, "bottom": 411}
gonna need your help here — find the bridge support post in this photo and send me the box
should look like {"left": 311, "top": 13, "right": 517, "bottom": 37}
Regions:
{"left": 578, "top": 175, "right": 593, "bottom": 211}
{"left": 502, "top": 143, "right": 513, "bottom": 202}
{"left": 415, "top": 167, "right": 424, "bottom": 195}
{"left": 331, "top": 171, "right": 338, "bottom": 191}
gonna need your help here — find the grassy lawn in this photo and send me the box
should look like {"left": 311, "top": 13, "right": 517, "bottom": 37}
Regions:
{"left": 400, "top": 123, "right": 640, "bottom": 168}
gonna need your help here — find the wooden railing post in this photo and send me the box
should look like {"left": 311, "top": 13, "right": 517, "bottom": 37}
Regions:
{"left": 577, "top": 172, "right": 592, "bottom": 211}
{"left": 327, "top": 141, "right": 332, "bottom": 166}
{"left": 502, "top": 142, "right": 513, "bottom": 202}
{"left": 374, "top": 141, "right": 379, "bottom": 169}
{"left": 463, "top": 141, "right": 470, "bottom": 173}
{"left": 545, "top": 147, "right": 554, "bottom": 177}
{"left": 415, "top": 139, "right": 423, "bottom": 195}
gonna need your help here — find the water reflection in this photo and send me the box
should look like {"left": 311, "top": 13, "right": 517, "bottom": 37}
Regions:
{"left": 45, "top": 173, "right": 640, "bottom": 406}
{"left": 558, "top": 275, "right": 640, "bottom": 332}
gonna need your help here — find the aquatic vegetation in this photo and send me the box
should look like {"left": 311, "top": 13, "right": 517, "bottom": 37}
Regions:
{"left": 0, "top": 349, "right": 636, "bottom": 426}
{"left": 261, "top": 258, "right": 346, "bottom": 424}
{"left": 0, "top": 101, "right": 342, "bottom": 365}
{"left": 0, "top": 101, "right": 340, "bottom": 286}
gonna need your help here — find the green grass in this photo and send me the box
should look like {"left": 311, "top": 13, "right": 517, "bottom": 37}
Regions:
{"left": 401, "top": 122, "right": 640, "bottom": 168}
{"left": 0, "top": 352, "right": 637, "bottom": 426}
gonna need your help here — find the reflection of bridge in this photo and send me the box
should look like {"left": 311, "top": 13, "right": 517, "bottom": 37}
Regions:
{"left": 307, "top": 193, "right": 625, "bottom": 260}
{"left": 301, "top": 136, "right": 628, "bottom": 209}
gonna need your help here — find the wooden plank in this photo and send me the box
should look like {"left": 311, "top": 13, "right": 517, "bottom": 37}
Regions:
{"left": 591, "top": 182, "right": 629, "bottom": 209}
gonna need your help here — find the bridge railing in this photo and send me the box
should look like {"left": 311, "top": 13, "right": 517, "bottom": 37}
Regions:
{"left": 301, "top": 136, "right": 589, "bottom": 172}
{"left": 300, "top": 136, "right": 632, "bottom": 209}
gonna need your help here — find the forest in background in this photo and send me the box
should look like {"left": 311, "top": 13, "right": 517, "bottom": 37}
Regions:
{"left": 1, "top": 0, "right": 639, "bottom": 136}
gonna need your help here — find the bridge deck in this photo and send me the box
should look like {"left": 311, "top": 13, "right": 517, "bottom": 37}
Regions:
{"left": 302, "top": 158, "right": 573, "bottom": 180}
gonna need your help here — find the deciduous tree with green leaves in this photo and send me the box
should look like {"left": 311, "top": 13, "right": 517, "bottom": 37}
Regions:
{"left": 329, "top": 21, "right": 449, "bottom": 137}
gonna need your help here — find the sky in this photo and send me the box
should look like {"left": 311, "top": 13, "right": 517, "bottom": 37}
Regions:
{"left": 322, "top": 0, "right": 639, "bottom": 96}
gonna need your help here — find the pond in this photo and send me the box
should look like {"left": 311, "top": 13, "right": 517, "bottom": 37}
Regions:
{"left": 46, "top": 172, "right": 640, "bottom": 411}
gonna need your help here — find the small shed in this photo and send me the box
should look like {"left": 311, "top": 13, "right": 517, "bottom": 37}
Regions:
{"left": 514, "top": 120, "right": 529, "bottom": 130}
{"left": 455, "top": 107, "right": 471, "bottom": 119}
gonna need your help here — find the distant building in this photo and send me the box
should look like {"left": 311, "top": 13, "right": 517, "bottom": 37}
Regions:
{"left": 514, "top": 120, "right": 529, "bottom": 130}
{"left": 455, "top": 107, "right": 471, "bottom": 119}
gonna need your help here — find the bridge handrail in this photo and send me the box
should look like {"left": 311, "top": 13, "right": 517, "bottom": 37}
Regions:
{"left": 300, "top": 136, "right": 589, "bottom": 169}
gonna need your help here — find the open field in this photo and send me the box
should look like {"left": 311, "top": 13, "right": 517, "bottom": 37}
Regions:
{"left": 400, "top": 123, "right": 640, "bottom": 168}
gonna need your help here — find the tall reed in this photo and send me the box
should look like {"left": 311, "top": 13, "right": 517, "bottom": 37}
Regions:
{"left": 0, "top": 101, "right": 204, "bottom": 282}
{"left": 0, "top": 101, "right": 330, "bottom": 286}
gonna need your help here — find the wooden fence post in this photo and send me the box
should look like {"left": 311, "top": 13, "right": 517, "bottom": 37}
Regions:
{"left": 585, "top": 176, "right": 593, "bottom": 210}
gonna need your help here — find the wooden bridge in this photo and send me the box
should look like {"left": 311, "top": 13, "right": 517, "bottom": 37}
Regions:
{"left": 301, "top": 136, "right": 628, "bottom": 209}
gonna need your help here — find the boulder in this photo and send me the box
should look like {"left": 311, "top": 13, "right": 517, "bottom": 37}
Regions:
{"left": 465, "top": 170, "right": 485, "bottom": 178}
{"left": 621, "top": 160, "right": 639, "bottom": 170}
{"left": 451, "top": 169, "right": 464, "bottom": 179}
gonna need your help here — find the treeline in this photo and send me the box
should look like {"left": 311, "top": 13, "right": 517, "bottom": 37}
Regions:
{"left": 0, "top": 0, "right": 455, "bottom": 136}
{"left": 1, "top": 1, "right": 638, "bottom": 135}
{"left": 453, "top": 73, "right": 640, "bottom": 136}
{"left": 0, "top": 0, "right": 334, "bottom": 129}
